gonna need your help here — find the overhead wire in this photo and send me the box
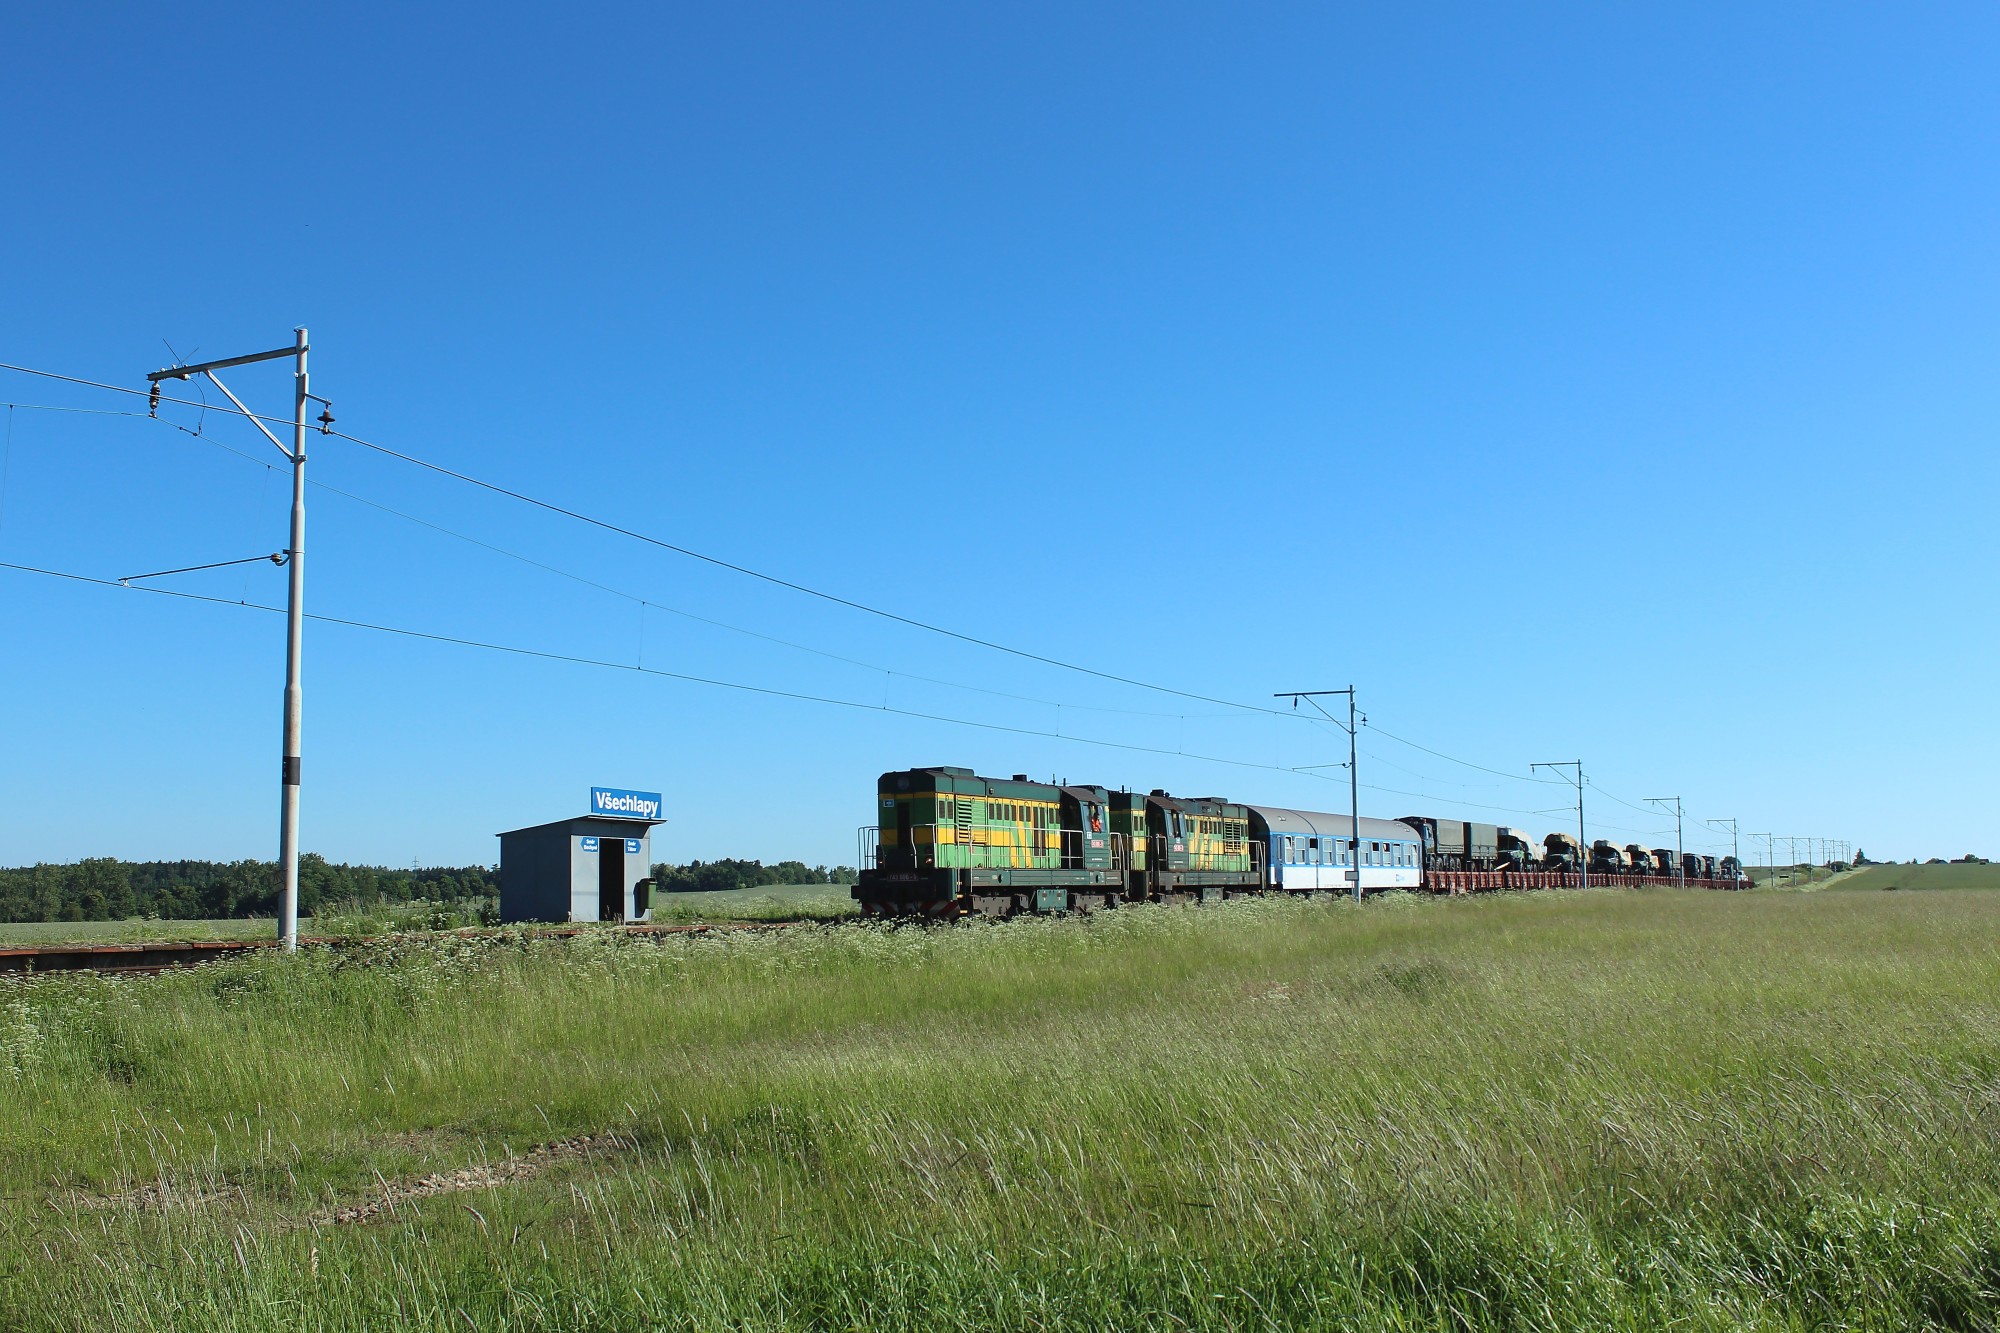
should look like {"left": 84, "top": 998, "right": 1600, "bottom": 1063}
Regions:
{"left": 1, "top": 360, "right": 1755, "bottom": 837}
{"left": 107, "top": 398, "right": 1233, "bottom": 723}
{"left": 7, "top": 377, "right": 1620, "bottom": 817}
{"left": 4, "top": 549, "right": 1728, "bottom": 844}
{"left": 0, "top": 359, "right": 1306, "bottom": 721}
{"left": 0, "top": 556, "right": 1440, "bottom": 799}
{"left": 304, "top": 472, "right": 1214, "bottom": 720}
{"left": 1363, "top": 722, "right": 1566, "bottom": 785}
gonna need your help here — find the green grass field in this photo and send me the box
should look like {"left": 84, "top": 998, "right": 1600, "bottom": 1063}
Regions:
{"left": 1830, "top": 861, "right": 2000, "bottom": 892}
{"left": 4, "top": 888, "right": 1999, "bottom": 1330}
{"left": 646, "top": 881, "right": 859, "bottom": 922}
{"left": 0, "top": 916, "right": 281, "bottom": 946}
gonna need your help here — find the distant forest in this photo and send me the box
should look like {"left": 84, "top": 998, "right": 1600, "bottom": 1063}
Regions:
{"left": 0, "top": 855, "right": 856, "bottom": 923}
{"left": 0, "top": 856, "right": 495, "bottom": 924}
{"left": 651, "top": 860, "right": 859, "bottom": 893}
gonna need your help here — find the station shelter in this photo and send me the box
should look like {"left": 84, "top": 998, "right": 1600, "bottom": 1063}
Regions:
{"left": 498, "top": 787, "right": 664, "bottom": 923}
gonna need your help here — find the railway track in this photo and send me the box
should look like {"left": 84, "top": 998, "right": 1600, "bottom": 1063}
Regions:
{"left": 1, "top": 872, "right": 1743, "bottom": 977}
{"left": 0, "top": 920, "right": 777, "bottom": 978}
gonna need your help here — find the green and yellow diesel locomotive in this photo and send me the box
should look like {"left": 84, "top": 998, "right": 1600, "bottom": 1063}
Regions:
{"left": 857, "top": 766, "right": 1260, "bottom": 917}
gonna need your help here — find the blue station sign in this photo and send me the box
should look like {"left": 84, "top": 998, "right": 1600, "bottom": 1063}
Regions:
{"left": 591, "top": 787, "right": 663, "bottom": 820}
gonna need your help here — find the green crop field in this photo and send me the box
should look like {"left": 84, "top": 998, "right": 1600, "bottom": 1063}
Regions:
{"left": 4, "top": 888, "right": 1999, "bottom": 1330}
{"left": 1830, "top": 861, "right": 2000, "bottom": 892}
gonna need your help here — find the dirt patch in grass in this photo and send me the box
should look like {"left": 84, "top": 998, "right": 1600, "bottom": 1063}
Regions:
{"left": 305, "top": 1131, "right": 633, "bottom": 1227}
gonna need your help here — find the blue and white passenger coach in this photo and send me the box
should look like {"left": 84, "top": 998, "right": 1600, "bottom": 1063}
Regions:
{"left": 1246, "top": 806, "right": 1424, "bottom": 893}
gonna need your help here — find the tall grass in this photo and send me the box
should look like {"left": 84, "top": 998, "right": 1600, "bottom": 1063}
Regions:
{"left": 3, "top": 888, "right": 1998, "bottom": 1330}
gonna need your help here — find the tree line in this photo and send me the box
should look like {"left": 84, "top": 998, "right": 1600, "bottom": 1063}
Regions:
{"left": 649, "top": 859, "right": 858, "bottom": 894}
{"left": 0, "top": 856, "right": 496, "bottom": 924}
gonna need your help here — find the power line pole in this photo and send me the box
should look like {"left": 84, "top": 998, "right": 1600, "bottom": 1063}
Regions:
{"left": 1532, "top": 761, "right": 1586, "bottom": 889}
{"left": 1275, "top": 688, "right": 1361, "bottom": 904}
{"left": 1647, "top": 797, "right": 1685, "bottom": 886}
{"left": 1750, "top": 831, "right": 1773, "bottom": 887}
{"left": 1707, "top": 817, "right": 1740, "bottom": 889}
{"left": 148, "top": 328, "right": 321, "bottom": 951}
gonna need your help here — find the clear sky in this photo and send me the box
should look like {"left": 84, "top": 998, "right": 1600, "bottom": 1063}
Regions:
{"left": 1, "top": 3, "right": 1993, "bottom": 870}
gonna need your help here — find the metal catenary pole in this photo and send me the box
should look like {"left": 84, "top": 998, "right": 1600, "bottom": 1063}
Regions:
{"left": 1347, "top": 687, "right": 1359, "bottom": 905}
{"left": 1274, "top": 688, "right": 1362, "bottom": 903}
{"left": 1750, "top": 832, "right": 1772, "bottom": 887}
{"left": 1648, "top": 796, "right": 1684, "bottom": 886}
{"left": 147, "top": 328, "right": 315, "bottom": 951}
{"left": 1532, "top": 761, "right": 1585, "bottom": 889}
{"left": 281, "top": 328, "right": 307, "bottom": 951}
{"left": 1707, "top": 817, "right": 1739, "bottom": 888}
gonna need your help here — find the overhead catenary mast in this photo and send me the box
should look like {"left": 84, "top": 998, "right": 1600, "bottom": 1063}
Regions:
{"left": 1707, "top": 817, "right": 1740, "bottom": 888}
{"left": 1647, "top": 796, "right": 1685, "bottom": 886}
{"left": 1275, "top": 687, "right": 1362, "bottom": 904}
{"left": 146, "top": 329, "right": 328, "bottom": 952}
{"left": 1532, "top": 761, "right": 1586, "bottom": 889}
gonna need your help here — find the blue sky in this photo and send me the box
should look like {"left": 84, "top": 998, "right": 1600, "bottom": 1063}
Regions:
{"left": 1, "top": 3, "right": 1993, "bottom": 869}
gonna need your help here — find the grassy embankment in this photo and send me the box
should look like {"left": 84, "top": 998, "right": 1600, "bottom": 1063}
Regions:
{"left": 4, "top": 888, "right": 1999, "bottom": 1330}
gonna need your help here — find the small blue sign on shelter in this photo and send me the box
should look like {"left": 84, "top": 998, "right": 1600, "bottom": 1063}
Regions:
{"left": 591, "top": 787, "right": 663, "bottom": 819}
